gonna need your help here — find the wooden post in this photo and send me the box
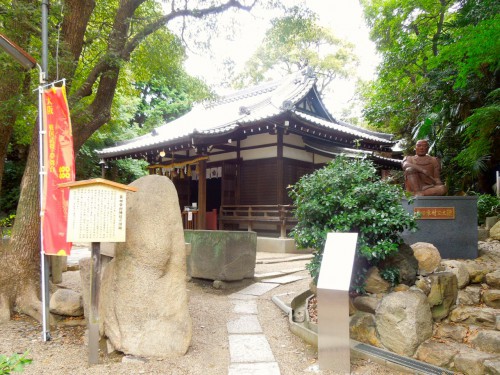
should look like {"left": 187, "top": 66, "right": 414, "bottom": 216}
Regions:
{"left": 277, "top": 128, "right": 284, "bottom": 205}
{"left": 248, "top": 206, "right": 253, "bottom": 232}
{"left": 279, "top": 205, "right": 286, "bottom": 239}
{"left": 198, "top": 159, "right": 207, "bottom": 229}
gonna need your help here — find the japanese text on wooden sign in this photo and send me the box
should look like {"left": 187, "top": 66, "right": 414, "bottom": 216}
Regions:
{"left": 66, "top": 185, "right": 127, "bottom": 242}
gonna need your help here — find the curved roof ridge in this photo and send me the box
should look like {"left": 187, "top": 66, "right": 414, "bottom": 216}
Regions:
{"left": 334, "top": 118, "right": 394, "bottom": 141}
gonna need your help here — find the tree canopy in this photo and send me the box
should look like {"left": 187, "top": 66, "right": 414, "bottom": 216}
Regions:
{"left": 360, "top": 0, "right": 499, "bottom": 193}
{"left": 0, "top": 0, "right": 272, "bottom": 323}
{"left": 234, "top": 6, "right": 358, "bottom": 94}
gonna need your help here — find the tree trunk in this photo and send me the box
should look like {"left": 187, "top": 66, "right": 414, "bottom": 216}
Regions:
{"left": 0, "top": 0, "right": 257, "bottom": 323}
{"left": 0, "top": 123, "right": 42, "bottom": 322}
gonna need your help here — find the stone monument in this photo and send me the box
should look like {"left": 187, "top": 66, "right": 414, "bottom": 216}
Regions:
{"left": 402, "top": 140, "right": 447, "bottom": 196}
{"left": 100, "top": 175, "right": 192, "bottom": 357}
{"left": 401, "top": 140, "right": 477, "bottom": 259}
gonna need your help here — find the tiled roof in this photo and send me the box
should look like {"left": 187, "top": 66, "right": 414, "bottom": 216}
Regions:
{"left": 292, "top": 111, "right": 394, "bottom": 145}
{"left": 96, "top": 69, "right": 394, "bottom": 158}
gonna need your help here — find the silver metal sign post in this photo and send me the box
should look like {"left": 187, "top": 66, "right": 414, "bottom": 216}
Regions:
{"left": 318, "top": 232, "right": 358, "bottom": 374}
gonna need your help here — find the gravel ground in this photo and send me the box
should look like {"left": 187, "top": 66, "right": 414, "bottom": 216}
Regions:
{"left": 0, "top": 255, "right": 400, "bottom": 374}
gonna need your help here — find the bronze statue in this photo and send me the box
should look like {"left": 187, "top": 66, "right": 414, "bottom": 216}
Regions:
{"left": 402, "top": 140, "right": 447, "bottom": 196}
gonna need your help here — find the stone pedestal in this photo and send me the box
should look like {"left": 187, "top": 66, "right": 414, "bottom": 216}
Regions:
{"left": 402, "top": 196, "right": 478, "bottom": 259}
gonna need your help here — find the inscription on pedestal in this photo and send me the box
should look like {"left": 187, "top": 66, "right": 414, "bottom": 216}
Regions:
{"left": 414, "top": 207, "right": 455, "bottom": 220}
{"left": 402, "top": 196, "right": 477, "bottom": 259}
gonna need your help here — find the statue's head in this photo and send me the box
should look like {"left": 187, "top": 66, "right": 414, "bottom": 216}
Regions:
{"left": 415, "top": 140, "right": 429, "bottom": 156}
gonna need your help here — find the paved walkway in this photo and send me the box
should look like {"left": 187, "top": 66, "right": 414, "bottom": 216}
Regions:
{"left": 68, "top": 246, "right": 310, "bottom": 374}
{"left": 226, "top": 254, "right": 311, "bottom": 375}
{"left": 227, "top": 283, "right": 281, "bottom": 375}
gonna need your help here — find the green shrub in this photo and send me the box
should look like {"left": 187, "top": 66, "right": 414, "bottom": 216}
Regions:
{"left": 0, "top": 352, "right": 32, "bottom": 374}
{"left": 0, "top": 214, "right": 15, "bottom": 238}
{"left": 288, "top": 155, "right": 417, "bottom": 286}
{"left": 476, "top": 193, "right": 500, "bottom": 225}
{"left": 380, "top": 266, "right": 400, "bottom": 286}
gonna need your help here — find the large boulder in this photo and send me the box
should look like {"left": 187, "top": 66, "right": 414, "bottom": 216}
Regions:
{"left": 79, "top": 257, "right": 91, "bottom": 319}
{"left": 375, "top": 290, "right": 433, "bottom": 356}
{"left": 100, "top": 175, "right": 192, "bottom": 358}
{"left": 411, "top": 242, "right": 441, "bottom": 275}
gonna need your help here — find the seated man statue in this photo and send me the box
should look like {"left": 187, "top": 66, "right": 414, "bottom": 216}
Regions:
{"left": 402, "top": 140, "right": 447, "bottom": 196}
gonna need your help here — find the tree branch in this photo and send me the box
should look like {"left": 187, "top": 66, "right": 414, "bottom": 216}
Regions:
{"left": 121, "top": 0, "right": 257, "bottom": 60}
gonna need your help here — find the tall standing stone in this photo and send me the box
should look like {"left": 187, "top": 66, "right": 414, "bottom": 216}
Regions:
{"left": 100, "top": 175, "right": 192, "bottom": 357}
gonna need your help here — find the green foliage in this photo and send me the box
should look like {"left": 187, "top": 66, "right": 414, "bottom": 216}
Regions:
{"left": 234, "top": 5, "right": 358, "bottom": 93}
{"left": 0, "top": 352, "right": 32, "bottom": 374}
{"left": 351, "top": 267, "right": 368, "bottom": 295}
{"left": 380, "top": 266, "right": 400, "bottom": 286}
{"left": 0, "top": 160, "right": 25, "bottom": 215}
{"left": 476, "top": 193, "right": 500, "bottom": 225}
{"left": 360, "top": 0, "right": 500, "bottom": 194}
{"left": 0, "top": 214, "right": 15, "bottom": 239}
{"left": 289, "top": 155, "right": 417, "bottom": 285}
{"left": 453, "top": 88, "right": 500, "bottom": 177}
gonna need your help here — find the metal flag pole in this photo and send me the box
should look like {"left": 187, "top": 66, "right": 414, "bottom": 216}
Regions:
{"left": 38, "top": 77, "right": 66, "bottom": 342}
{"left": 40, "top": 0, "right": 51, "bottom": 342}
{"left": 0, "top": 1, "right": 51, "bottom": 340}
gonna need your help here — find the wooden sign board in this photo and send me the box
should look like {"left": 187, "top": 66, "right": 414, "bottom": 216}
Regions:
{"left": 60, "top": 179, "right": 137, "bottom": 243}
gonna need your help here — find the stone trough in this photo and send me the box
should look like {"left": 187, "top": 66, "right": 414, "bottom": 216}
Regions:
{"left": 184, "top": 230, "right": 257, "bottom": 281}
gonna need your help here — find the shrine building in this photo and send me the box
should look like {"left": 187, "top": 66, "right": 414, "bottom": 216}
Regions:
{"left": 96, "top": 69, "right": 400, "bottom": 237}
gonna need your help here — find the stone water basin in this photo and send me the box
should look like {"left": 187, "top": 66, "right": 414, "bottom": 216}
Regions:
{"left": 184, "top": 230, "right": 257, "bottom": 281}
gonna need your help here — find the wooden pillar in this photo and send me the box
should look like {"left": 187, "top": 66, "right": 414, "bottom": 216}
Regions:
{"left": 197, "top": 159, "right": 207, "bottom": 229}
{"left": 236, "top": 140, "right": 241, "bottom": 205}
{"left": 277, "top": 128, "right": 284, "bottom": 205}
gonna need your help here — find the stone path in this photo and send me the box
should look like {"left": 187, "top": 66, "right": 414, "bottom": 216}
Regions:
{"left": 227, "top": 283, "right": 281, "bottom": 375}
{"left": 69, "top": 246, "right": 309, "bottom": 374}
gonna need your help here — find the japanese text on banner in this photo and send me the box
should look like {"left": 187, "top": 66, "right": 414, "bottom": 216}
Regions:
{"left": 42, "top": 85, "right": 75, "bottom": 255}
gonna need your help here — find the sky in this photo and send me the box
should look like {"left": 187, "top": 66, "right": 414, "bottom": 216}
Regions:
{"left": 180, "top": 0, "right": 380, "bottom": 117}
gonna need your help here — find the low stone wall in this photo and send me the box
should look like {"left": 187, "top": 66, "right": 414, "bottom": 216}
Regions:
{"left": 184, "top": 230, "right": 257, "bottom": 281}
{"left": 349, "top": 240, "right": 500, "bottom": 375}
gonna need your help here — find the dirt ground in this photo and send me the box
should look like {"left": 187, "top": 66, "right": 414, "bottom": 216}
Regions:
{"left": 0, "top": 257, "right": 401, "bottom": 375}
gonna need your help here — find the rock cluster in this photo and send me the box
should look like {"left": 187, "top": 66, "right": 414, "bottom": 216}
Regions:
{"left": 349, "top": 240, "right": 500, "bottom": 375}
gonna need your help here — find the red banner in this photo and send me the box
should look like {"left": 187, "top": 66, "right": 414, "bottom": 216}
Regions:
{"left": 42, "top": 86, "right": 75, "bottom": 255}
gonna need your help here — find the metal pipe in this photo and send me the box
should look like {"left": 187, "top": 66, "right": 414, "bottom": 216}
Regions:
{"left": 40, "top": 0, "right": 50, "bottom": 342}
